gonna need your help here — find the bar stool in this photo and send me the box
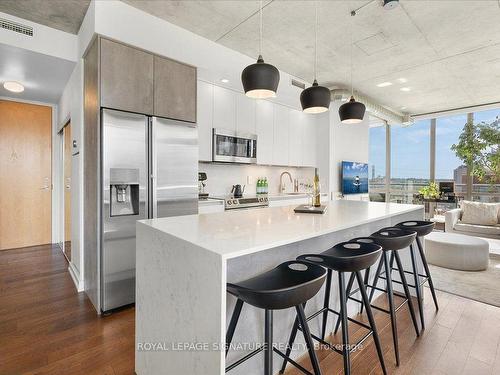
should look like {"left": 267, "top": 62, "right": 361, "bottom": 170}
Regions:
{"left": 361, "top": 227, "right": 420, "bottom": 366}
{"left": 280, "top": 240, "right": 387, "bottom": 375}
{"left": 225, "top": 260, "right": 327, "bottom": 375}
{"left": 393, "top": 220, "right": 438, "bottom": 330}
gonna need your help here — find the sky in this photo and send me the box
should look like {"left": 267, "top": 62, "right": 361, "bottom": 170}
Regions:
{"left": 369, "top": 108, "right": 499, "bottom": 180}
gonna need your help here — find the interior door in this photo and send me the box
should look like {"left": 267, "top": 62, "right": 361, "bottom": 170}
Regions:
{"left": 152, "top": 117, "right": 198, "bottom": 218}
{"left": 63, "top": 123, "right": 72, "bottom": 260}
{"left": 0, "top": 100, "right": 52, "bottom": 250}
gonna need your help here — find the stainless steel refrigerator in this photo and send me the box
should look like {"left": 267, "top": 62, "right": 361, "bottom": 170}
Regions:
{"left": 101, "top": 109, "right": 198, "bottom": 312}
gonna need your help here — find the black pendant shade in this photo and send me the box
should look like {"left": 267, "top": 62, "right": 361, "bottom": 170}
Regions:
{"left": 383, "top": 0, "right": 399, "bottom": 10}
{"left": 241, "top": 55, "right": 280, "bottom": 99}
{"left": 339, "top": 96, "right": 366, "bottom": 124}
{"left": 300, "top": 80, "right": 331, "bottom": 113}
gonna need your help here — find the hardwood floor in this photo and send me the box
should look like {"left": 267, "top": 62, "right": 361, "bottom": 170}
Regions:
{"left": 1, "top": 244, "right": 499, "bottom": 375}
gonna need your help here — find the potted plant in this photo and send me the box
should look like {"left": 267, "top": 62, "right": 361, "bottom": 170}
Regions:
{"left": 418, "top": 182, "right": 440, "bottom": 200}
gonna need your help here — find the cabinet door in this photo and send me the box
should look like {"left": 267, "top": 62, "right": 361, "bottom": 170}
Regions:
{"left": 213, "top": 85, "right": 236, "bottom": 131}
{"left": 302, "top": 115, "right": 317, "bottom": 167}
{"left": 273, "top": 105, "right": 290, "bottom": 166}
{"left": 236, "top": 93, "right": 256, "bottom": 135}
{"left": 255, "top": 100, "right": 274, "bottom": 165}
{"left": 197, "top": 81, "right": 213, "bottom": 161}
{"left": 100, "top": 38, "right": 153, "bottom": 114}
{"left": 154, "top": 56, "right": 197, "bottom": 122}
{"left": 288, "top": 110, "right": 304, "bottom": 166}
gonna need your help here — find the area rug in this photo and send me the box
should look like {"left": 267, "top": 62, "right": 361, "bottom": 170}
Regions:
{"left": 427, "top": 255, "right": 500, "bottom": 307}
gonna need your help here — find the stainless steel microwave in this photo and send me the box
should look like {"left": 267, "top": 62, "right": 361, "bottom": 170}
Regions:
{"left": 212, "top": 128, "right": 257, "bottom": 164}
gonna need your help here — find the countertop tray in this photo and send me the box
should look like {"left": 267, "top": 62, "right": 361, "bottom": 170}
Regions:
{"left": 294, "top": 205, "right": 327, "bottom": 214}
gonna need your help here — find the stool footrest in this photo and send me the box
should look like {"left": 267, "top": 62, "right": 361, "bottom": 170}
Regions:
{"left": 226, "top": 347, "right": 263, "bottom": 372}
{"left": 349, "top": 296, "right": 408, "bottom": 315}
{"left": 274, "top": 348, "right": 314, "bottom": 375}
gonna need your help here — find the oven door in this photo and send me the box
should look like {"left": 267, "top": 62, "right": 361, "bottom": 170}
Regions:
{"left": 212, "top": 128, "right": 257, "bottom": 163}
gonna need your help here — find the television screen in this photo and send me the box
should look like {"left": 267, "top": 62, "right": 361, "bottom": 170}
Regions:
{"left": 342, "top": 161, "right": 369, "bottom": 195}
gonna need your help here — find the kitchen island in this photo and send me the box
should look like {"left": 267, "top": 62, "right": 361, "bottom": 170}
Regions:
{"left": 135, "top": 200, "right": 423, "bottom": 375}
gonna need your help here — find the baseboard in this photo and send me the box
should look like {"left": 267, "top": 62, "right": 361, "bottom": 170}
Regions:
{"left": 68, "top": 262, "right": 84, "bottom": 292}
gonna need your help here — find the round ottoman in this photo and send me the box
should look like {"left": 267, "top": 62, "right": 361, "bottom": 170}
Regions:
{"left": 425, "top": 232, "right": 489, "bottom": 271}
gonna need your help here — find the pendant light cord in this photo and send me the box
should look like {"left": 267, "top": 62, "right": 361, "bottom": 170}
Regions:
{"left": 350, "top": 11, "right": 354, "bottom": 97}
{"left": 259, "top": 0, "right": 263, "bottom": 56}
{"left": 314, "top": 1, "right": 318, "bottom": 81}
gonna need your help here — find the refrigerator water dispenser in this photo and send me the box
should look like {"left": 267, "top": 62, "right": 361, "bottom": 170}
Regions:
{"left": 110, "top": 168, "right": 139, "bottom": 217}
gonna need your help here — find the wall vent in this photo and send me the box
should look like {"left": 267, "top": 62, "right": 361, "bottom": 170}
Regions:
{"left": 291, "top": 79, "right": 306, "bottom": 90}
{"left": 0, "top": 18, "right": 33, "bottom": 37}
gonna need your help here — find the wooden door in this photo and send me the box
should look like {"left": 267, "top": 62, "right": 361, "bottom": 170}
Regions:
{"left": 0, "top": 100, "right": 52, "bottom": 250}
{"left": 63, "top": 123, "right": 72, "bottom": 260}
{"left": 100, "top": 38, "right": 154, "bottom": 115}
{"left": 154, "top": 55, "right": 197, "bottom": 122}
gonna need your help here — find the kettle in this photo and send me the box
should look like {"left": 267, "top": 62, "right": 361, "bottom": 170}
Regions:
{"left": 231, "top": 184, "right": 245, "bottom": 198}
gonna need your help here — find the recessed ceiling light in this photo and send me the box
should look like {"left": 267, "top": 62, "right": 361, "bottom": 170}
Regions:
{"left": 220, "top": 78, "right": 229, "bottom": 83}
{"left": 401, "top": 106, "right": 407, "bottom": 110}
{"left": 397, "top": 78, "right": 407, "bottom": 83}
{"left": 377, "top": 82, "right": 392, "bottom": 88}
{"left": 3, "top": 81, "right": 24, "bottom": 93}
{"left": 400, "top": 87, "right": 411, "bottom": 92}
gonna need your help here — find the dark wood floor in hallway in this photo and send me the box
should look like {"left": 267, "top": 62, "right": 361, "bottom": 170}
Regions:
{"left": 1, "top": 244, "right": 500, "bottom": 375}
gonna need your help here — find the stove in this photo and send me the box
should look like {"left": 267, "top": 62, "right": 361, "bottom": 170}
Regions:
{"left": 222, "top": 195, "right": 269, "bottom": 210}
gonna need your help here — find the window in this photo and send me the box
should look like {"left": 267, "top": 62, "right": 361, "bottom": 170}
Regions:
{"left": 390, "top": 120, "right": 430, "bottom": 203}
{"left": 369, "top": 124, "right": 386, "bottom": 202}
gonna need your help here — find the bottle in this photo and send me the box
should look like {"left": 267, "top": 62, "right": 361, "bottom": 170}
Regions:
{"left": 263, "top": 178, "right": 268, "bottom": 194}
{"left": 257, "top": 178, "right": 262, "bottom": 194}
{"left": 313, "top": 168, "right": 321, "bottom": 207}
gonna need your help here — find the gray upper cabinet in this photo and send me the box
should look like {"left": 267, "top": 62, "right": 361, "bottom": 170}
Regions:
{"left": 154, "top": 56, "right": 197, "bottom": 123}
{"left": 100, "top": 38, "right": 154, "bottom": 115}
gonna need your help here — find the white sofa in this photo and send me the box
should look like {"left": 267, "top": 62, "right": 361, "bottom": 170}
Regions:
{"left": 445, "top": 203, "right": 500, "bottom": 239}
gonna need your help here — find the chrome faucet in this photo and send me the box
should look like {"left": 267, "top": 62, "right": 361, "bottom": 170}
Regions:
{"left": 279, "top": 171, "right": 293, "bottom": 193}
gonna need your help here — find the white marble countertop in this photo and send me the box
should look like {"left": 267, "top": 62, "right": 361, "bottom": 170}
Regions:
{"left": 139, "top": 200, "right": 421, "bottom": 259}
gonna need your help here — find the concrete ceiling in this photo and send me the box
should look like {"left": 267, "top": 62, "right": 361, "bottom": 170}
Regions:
{"left": 0, "top": 43, "right": 75, "bottom": 103}
{"left": 0, "top": 0, "right": 90, "bottom": 34}
{"left": 123, "top": 0, "right": 500, "bottom": 115}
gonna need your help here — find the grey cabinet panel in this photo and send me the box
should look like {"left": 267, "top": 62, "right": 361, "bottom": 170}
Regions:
{"left": 154, "top": 56, "right": 197, "bottom": 123}
{"left": 100, "top": 38, "right": 153, "bottom": 115}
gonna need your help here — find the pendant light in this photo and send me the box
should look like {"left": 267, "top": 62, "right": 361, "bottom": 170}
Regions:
{"left": 241, "top": 0, "right": 280, "bottom": 99}
{"left": 339, "top": 11, "right": 366, "bottom": 124}
{"left": 300, "top": 2, "right": 331, "bottom": 114}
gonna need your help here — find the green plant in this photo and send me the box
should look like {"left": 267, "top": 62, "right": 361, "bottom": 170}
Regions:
{"left": 418, "top": 182, "right": 440, "bottom": 199}
{"left": 452, "top": 118, "right": 500, "bottom": 184}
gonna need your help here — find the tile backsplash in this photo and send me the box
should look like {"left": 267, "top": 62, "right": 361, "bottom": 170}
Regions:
{"left": 198, "top": 162, "right": 317, "bottom": 197}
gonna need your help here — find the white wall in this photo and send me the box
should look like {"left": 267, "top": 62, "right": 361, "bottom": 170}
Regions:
{"left": 0, "top": 11, "right": 77, "bottom": 62}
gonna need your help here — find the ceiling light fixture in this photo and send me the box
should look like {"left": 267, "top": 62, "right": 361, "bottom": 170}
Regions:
{"left": 397, "top": 78, "right": 407, "bottom": 83}
{"left": 400, "top": 87, "right": 411, "bottom": 92}
{"left": 383, "top": 0, "right": 399, "bottom": 10}
{"left": 241, "top": 0, "right": 280, "bottom": 99}
{"left": 300, "top": 2, "right": 330, "bottom": 114}
{"left": 220, "top": 78, "right": 229, "bottom": 83}
{"left": 339, "top": 11, "right": 366, "bottom": 124}
{"left": 377, "top": 82, "right": 392, "bottom": 88}
{"left": 3, "top": 81, "right": 24, "bottom": 93}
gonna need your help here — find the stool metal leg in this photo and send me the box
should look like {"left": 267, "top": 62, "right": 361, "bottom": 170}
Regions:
{"left": 264, "top": 309, "right": 273, "bottom": 375}
{"left": 355, "top": 271, "right": 387, "bottom": 375}
{"left": 296, "top": 304, "right": 323, "bottom": 375}
{"left": 359, "top": 267, "right": 370, "bottom": 314}
{"left": 321, "top": 269, "right": 333, "bottom": 340}
{"left": 368, "top": 256, "right": 384, "bottom": 304}
{"left": 393, "top": 251, "right": 420, "bottom": 337}
{"left": 416, "top": 236, "right": 439, "bottom": 311}
{"left": 334, "top": 272, "right": 355, "bottom": 335}
{"left": 279, "top": 302, "right": 307, "bottom": 374}
{"left": 226, "top": 299, "right": 244, "bottom": 356}
{"left": 383, "top": 250, "right": 400, "bottom": 366}
{"left": 338, "top": 271, "right": 351, "bottom": 375}
{"left": 409, "top": 243, "right": 425, "bottom": 331}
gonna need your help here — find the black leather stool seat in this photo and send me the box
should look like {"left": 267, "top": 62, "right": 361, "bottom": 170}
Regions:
{"left": 395, "top": 220, "right": 435, "bottom": 237}
{"left": 227, "top": 260, "right": 327, "bottom": 310}
{"left": 298, "top": 241, "right": 382, "bottom": 272}
{"left": 370, "top": 227, "right": 417, "bottom": 251}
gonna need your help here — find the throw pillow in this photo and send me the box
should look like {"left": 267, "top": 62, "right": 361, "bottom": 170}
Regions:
{"left": 461, "top": 201, "right": 499, "bottom": 226}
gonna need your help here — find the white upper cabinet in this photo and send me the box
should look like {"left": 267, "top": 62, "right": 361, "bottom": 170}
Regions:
{"left": 197, "top": 80, "right": 213, "bottom": 161}
{"left": 213, "top": 85, "right": 236, "bottom": 131}
{"left": 255, "top": 100, "right": 274, "bottom": 165}
{"left": 301, "top": 114, "right": 317, "bottom": 167}
{"left": 236, "top": 93, "right": 256, "bottom": 135}
{"left": 288, "top": 109, "right": 304, "bottom": 166}
{"left": 273, "top": 105, "right": 290, "bottom": 166}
